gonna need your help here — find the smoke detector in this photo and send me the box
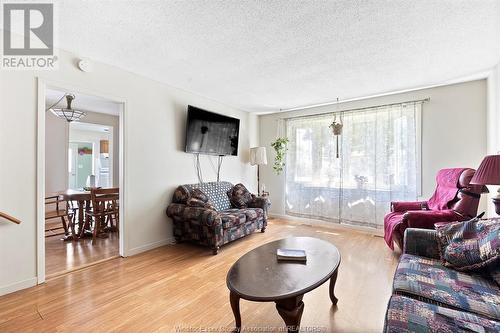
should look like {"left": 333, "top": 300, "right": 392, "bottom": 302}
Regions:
{"left": 78, "top": 59, "right": 93, "bottom": 73}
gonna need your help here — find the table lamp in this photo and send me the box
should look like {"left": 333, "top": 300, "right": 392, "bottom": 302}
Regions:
{"left": 250, "top": 147, "right": 267, "bottom": 195}
{"left": 470, "top": 155, "right": 500, "bottom": 214}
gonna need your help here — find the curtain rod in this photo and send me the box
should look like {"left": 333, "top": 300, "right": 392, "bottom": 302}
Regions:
{"left": 282, "top": 98, "right": 430, "bottom": 120}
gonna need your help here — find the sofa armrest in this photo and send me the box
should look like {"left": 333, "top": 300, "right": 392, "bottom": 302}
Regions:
{"left": 403, "top": 228, "right": 440, "bottom": 259}
{"left": 167, "top": 204, "right": 220, "bottom": 228}
{"left": 166, "top": 203, "right": 186, "bottom": 218}
{"left": 403, "top": 210, "right": 462, "bottom": 229}
{"left": 171, "top": 185, "right": 191, "bottom": 204}
{"left": 247, "top": 195, "right": 270, "bottom": 210}
{"left": 391, "top": 201, "right": 427, "bottom": 212}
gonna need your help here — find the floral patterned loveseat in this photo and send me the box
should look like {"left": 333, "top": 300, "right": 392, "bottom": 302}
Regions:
{"left": 384, "top": 228, "right": 499, "bottom": 332}
{"left": 166, "top": 181, "right": 270, "bottom": 254}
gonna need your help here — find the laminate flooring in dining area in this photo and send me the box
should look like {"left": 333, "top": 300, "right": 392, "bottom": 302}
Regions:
{"left": 3, "top": 219, "right": 399, "bottom": 332}
{"left": 45, "top": 231, "right": 119, "bottom": 277}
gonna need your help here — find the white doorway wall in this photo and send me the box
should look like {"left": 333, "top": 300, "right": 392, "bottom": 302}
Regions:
{"left": 37, "top": 79, "right": 127, "bottom": 283}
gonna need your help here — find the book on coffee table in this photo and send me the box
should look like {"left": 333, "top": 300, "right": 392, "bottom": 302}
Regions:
{"left": 277, "top": 249, "right": 307, "bottom": 262}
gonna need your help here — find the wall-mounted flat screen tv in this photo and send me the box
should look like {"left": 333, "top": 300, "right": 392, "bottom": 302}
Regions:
{"left": 185, "top": 105, "right": 240, "bottom": 156}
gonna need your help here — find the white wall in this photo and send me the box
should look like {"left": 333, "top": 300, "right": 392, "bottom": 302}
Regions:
{"left": 260, "top": 80, "right": 488, "bottom": 217}
{"left": 45, "top": 110, "right": 120, "bottom": 193}
{"left": 497, "top": 64, "right": 500, "bottom": 128}
{"left": 487, "top": 65, "right": 500, "bottom": 153}
{"left": 0, "top": 49, "right": 258, "bottom": 295}
{"left": 45, "top": 112, "right": 68, "bottom": 194}
{"left": 485, "top": 63, "right": 500, "bottom": 216}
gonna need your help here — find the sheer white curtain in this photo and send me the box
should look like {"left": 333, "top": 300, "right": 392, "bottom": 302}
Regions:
{"left": 285, "top": 103, "right": 421, "bottom": 229}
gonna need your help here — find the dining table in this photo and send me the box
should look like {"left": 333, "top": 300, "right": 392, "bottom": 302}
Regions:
{"left": 55, "top": 189, "right": 92, "bottom": 240}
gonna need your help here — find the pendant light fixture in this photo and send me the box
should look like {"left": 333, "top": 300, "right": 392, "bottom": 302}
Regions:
{"left": 47, "top": 93, "right": 86, "bottom": 122}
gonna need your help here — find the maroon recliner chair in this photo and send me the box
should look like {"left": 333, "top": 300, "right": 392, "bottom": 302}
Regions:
{"left": 384, "top": 168, "right": 487, "bottom": 250}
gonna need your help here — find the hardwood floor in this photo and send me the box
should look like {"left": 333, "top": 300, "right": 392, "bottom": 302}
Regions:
{"left": 1, "top": 219, "right": 399, "bottom": 332}
{"left": 45, "top": 231, "right": 119, "bottom": 276}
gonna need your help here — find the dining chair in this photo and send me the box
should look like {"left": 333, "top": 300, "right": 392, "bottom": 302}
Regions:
{"left": 45, "top": 195, "right": 75, "bottom": 239}
{"left": 86, "top": 188, "right": 119, "bottom": 242}
{"left": 105, "top": 193, "right": 119, "bottom": 232}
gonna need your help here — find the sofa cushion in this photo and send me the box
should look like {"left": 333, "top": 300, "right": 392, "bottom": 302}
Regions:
{"left": 181, "top": 206, "right": 219, "bottom": 227}
{"left": 240, "top": 208, "right": 264, "bottom": 221}
{"left": 186, "top": 197, "right": 216, "bottom": 211}
{"left": 227, "top": 183, "right": 253, "bottom": 208}
{"left": 385, "top": 295, "right": 500, "bottom": 333}
{"left": 394, "top": 254, "right": 500, "bottom": 320}
{"left": 219, "top": 209, "right": 247, "bottom": 229}
{"left": 436, "top": 218, "right": 499, "bottom": 271}
{"left": 191, "top": 188, "right": 209, "bottom": 202}
{"left": 185, "top": 181, "right": 233, "bottom": 211}
{"left": 223, "top": 219, "right": 263, "bottom": 243}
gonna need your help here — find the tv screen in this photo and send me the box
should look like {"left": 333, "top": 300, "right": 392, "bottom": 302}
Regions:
{"left": 185, "top": 106, "right": 240, "bottom": 156}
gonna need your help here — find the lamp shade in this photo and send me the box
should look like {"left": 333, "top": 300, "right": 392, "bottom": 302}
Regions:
{"left": 470, "top": 155, "right": 500, "bottom": 185}
{"left": 100, "top": 140, "right": 109, "bottom": 154}
{"left": 250, "top": 147, "right": 267, "bottom": 166}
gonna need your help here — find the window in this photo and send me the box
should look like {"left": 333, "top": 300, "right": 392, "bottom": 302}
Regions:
{"left": 285, "top": 102, "right": 421, "bottom": 229}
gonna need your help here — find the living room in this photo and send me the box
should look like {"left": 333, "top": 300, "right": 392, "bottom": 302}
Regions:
{"left": 0, "top": 1, "right": 499, "bottom": 332}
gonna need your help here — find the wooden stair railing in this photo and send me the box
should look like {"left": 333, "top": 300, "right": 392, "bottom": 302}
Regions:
{"left": 0, "top": 211, "right": 21, "bottom": 224}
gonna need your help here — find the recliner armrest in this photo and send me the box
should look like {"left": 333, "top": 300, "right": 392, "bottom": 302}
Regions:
{"left": 247, "top": 195, "right": 270, "bottom": 210}
{"left": 403, "top": 210, "right": 462, "bottom": 229}
{"left": 403, "top": 228, "right": 440, "bottom": 259}
{"left": 391, "top": 201, "right": 427, "bottom": 212}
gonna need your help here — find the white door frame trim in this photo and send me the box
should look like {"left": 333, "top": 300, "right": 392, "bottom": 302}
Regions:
{"left": 37, "top": 78, "right": 128, "bottom": 284}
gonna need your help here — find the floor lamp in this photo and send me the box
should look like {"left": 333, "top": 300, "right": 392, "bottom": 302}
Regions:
{"left": 250, "top": 147, "right": 267, "bottom": 196}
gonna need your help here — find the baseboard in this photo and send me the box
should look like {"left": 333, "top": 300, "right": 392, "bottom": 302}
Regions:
{"left": 0, "top": 277, "right": 37, "bottom": 296}
{"left": 268, "top": 213, "right": 383, "bottom": 236}
{"left": 269, "top": 213, "right": 291, "bottom": 220}
{"left": 126, "top": 237, "right": 176, "bottom": 257}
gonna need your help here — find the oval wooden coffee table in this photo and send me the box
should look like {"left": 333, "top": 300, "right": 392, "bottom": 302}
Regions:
{"left": 226, "top": 237, "right": 341, "bottom": 333}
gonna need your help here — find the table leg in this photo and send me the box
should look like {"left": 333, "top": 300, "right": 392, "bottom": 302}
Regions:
{"left": 229, "top": 291, "right": 241, "bottom": 333}
{"left": 78, "top": 200, "right": 85, "bottom": 235}
{"left": 329, "top": 268, "right": 339, "bottom": 305}
{"left": 62, "top": 210, "right": 78, "bottom": 241}
{"left": 78, "top": 200, "right": 94, "bottom": 238}
{"left": 70, "top": 209, "right": 76, "bottom": 236}
{"left": 275, "top": 295, "right": 304, "bottom": 333}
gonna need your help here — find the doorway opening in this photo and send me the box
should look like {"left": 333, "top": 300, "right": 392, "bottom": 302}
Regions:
{"left": 68, "top": 122, "right": 115, "bottom": 190}
{"left": 43, "top": 85, "right": 123, "bottom": 278}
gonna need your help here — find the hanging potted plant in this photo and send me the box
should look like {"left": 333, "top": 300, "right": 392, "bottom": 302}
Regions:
{"left": 329, "top": 112, "right": 343, "bottom": 158}
{"left": 270, "top": 137, "right": 289, "bottom": 175}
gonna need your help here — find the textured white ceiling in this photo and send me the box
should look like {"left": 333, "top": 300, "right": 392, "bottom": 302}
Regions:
{"left": 57, "top": 0, "right": 500, "bottom": 112}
